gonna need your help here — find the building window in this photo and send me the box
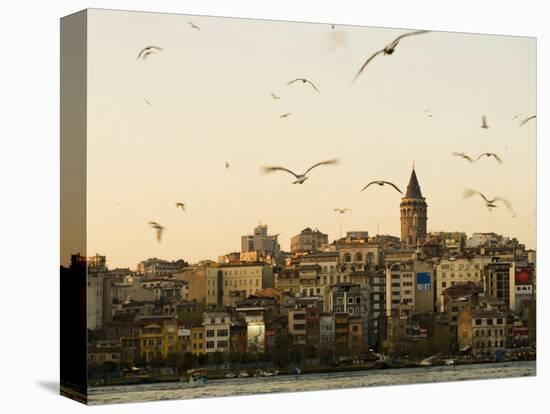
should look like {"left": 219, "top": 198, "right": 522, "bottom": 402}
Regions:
{"left": 218, "top": 329, "right": 228, "bottom": 337}
{"left": 475, "top": 319, "right": 482, "bottom": 326}
{"left": 206, "top": 341, "right": 215, "bottom": 349}
{"left": 206, "top": 330, "right": 215, "bottom": 338}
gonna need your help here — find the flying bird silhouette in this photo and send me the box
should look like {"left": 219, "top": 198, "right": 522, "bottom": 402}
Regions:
{"left": 512, "top": 113, "right": 522, "bottom": 120}
{"left": 279, "top": 113, "right": 292, "bottom": 118}
{"left": 519, "top": 115, "right": 536, "bottom": 127}
{"left": 352, "top": 30, "right": 430, "bottom": 83}
{"left": 287, "top": 78, "right": 320, "bottom": 93}
{"left": 360, "top": 180, "right": 403, "bottom": 194}
{"left": 463, "top": 189, "right": 513, "bottom": 213}
{"left": 144, "top": 99, "right": 152, "bottom": 106}
{"left": 262, "top": 159, "right": 338, "bottom": 184}
{"left": 481, "top": 115, "right": 489, "bottom": 129}
{"left": 271, "top": 93, "right": 281, "bottom": 100}
{"left": 137, "top": 46, "right": 163, "bottom": 60}
{"left": 148, "top": 221, "right": 165, "bottom": 242}
{"left": 188, "top": 21, "right": 200, "bottom": 30}
{"left": 334, "top": 208, "right": 351, "bottom": 214}
{"left": 476, "top": 152, "right": 502, "bottom": 164}
{"left": 225, "top": 161, "right": 231, "bottom": 169}
{"left": 176, "top": 202, "right": 186, "bottom": 212}
{"left": 452, "top": 152, "right": 474, "bottom": 163}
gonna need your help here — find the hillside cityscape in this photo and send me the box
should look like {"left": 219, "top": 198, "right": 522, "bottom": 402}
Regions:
{"left": 68, "top": 168, "right": 536, "bottom": 385}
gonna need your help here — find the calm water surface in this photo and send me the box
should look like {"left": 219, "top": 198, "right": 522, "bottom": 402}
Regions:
{"left": 88, "top": 360, "right": 535, "bottom": 405}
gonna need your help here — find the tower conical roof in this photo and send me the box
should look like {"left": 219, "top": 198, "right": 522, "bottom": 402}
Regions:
{"left": 405, "top": 168, "right": 423, "bottom": 198}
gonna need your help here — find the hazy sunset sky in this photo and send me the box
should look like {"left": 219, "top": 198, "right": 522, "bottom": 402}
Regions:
{"left": 85, "top": 9, "right": 536, "bottom": 269}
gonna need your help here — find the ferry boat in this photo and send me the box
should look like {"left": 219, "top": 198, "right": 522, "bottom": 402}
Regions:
{"left": 181, "top": 369, "right": 207, "bottom": 386}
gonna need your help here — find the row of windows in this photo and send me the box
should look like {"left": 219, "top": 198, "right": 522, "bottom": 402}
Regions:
{"left": 205, "top": 340, "right": 229, "bottom": 349}
{"left": 205, "top": 329, "right": 229, "bottom": 337}
{"left": 89, "top": 353, "right": 118, "bottom": 361}
{"left": 223, "top": 268, "right": 261, "bottom": 276}
{"left": 475, "top": 329, "right": 504, "bottom": 337}
{"left": 440, "top": 272, "right": 479, "bottom": 279}
{"left": 474, "top": 318, "right": 504, "bottom": 326}
{"left": 476, "top": 340, "right": 504, "bottom": 348}
{"left": 334, "top": 306, "right": 361, "bottom": 315}
{"left": 440, "top": 263, "right": 481, "bottom": 271}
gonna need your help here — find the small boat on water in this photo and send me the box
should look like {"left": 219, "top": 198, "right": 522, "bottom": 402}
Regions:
{"left": 224, "top": 372, "right": 237, "bottom": 379}
{"left": 290, "top": 367, "right": 301, "bottom": 375}
{"left": 445, "top": 359, "right": 455, "bottom": 366}
{"left": 181, "top": 369, "right": 207, "bottom": 386}
{"left": 263, "top": 369, "right": 279, "bottom": 377}
{"left": 238, "top": 371, "right": 250, "bottom": 378}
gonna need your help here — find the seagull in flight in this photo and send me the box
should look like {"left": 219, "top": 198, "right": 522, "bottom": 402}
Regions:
{"left": 352, "top": 30, "right": 430, "bottom": 83}
{"left": 176, "top": 202, "right": 186, "bottom": 212}
{"left": 453, "top": 152, "right": 475, "bottom": 163}
{"left": 512, "top": 113, "right": 522, "bottom": 120}
{"left": 279, "top": 113, "right": 292, "bottom": 118}
{"left": 481, "top": 115, "right": 489, "bottom": 129}
{"left": 148, "top": 221, "right": 165, "bottom": 242}
{"left": 476, "top": 152, "right": 502, "bottom": 164}
{"left": 144, "top": 99, "right": 152, "bottom": 106}
{"left": 271, "top": 93, "right": 281, "bottom": 100}
{"left": 188, "top": 21, "right": 201, "bottom": 30}
{"left": 334, "top": 208, "right": 351, "bottom": 214}
{"left": 262, "top": 159, "right": 339, "bottom": 184}
{"left": 287, "top": 78, "right": 320, "bottom": 93}
{"left": 137, "top": 46, "right": 163, "bottom": 60}
{"left": 519, "top": 115, "right": 536, "bottom": 127}
{"left": 360, "top": 180, "right": 403, "bottom": 194}
{"left": 225, "top": 161, "right": 231, "bottom": 169}
{"left": 463, "top": 189, "right": 513, "bottom": 213}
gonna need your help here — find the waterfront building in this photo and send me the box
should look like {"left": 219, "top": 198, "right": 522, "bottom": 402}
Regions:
{"left": 202, "top": 312, "right": 231, "bottom": 354}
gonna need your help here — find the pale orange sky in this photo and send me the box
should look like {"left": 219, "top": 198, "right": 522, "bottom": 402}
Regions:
{"left": 84, "top": 9, "right": 536, "bottom": 269}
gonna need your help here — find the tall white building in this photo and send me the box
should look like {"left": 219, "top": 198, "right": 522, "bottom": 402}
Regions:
{"left": 203, "top": 312, "right": 231, "bottom": 354}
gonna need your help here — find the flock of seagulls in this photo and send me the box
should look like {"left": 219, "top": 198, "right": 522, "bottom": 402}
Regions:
{"left": 452, "top": 152, "right": 502, "bottom": 164}
{"left": 134, "top": 22, "right": 535, "bottom": 243}
{"left": 454, "top": 112, "right": 535, "bottom": 213}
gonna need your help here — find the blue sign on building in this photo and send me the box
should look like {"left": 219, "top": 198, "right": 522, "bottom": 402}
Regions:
{"left": 417, "top": 272, "right": 431, "bottom": 292}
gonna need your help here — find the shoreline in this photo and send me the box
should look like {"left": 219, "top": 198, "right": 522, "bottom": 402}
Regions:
{"left": 88, "top": 357, "right": 536, "bottom": 388}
